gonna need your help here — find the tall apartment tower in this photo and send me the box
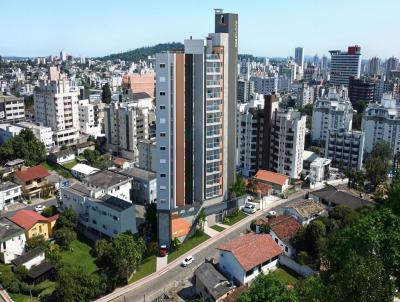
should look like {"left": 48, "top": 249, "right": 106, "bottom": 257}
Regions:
{"left": 329, "top": 46, "right": 361, "bottom": 86}
{"left": 295, "top": 47, "right": 304, "bottom": 68}
{"left": 215, "top": 9, "right": 238, "bottom": 188}
{"left": 34, "top": 67, "right": 79, "bottom": 146}
{"left": 369, "top": 57, "right": 380, "bottom": 76}
{"left": 156, "top": 10, "right": 238, "bottom": 246}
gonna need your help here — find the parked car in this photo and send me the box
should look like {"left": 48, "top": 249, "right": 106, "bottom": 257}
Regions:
{"left": 242, "top": 204, "right": 256, "bottom": 214}
{"left": 267, "top": 210, "right": 277, "bottom": 218}
{"left": 181, "top": 255, "right": 194, "bottom": 267}
{"left": 34, "top": 205, "right": 46, "bottom": 213}
{"left": 159, "top": 245, "right": 168, "bottom": 257}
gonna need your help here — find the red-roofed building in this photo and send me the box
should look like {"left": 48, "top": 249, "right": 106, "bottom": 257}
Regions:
{"left": 217, "top": 233, "right": 283, "bottom": 284}
{"left": 14, "top": 166, "right": 51, "bottom": 199}
{"left": 267, "top": 215, "right": 301, "bottom": 257}
{"left": 254, "top": 170, "right": 289, "bottom": 193}
{"left": 10, "top": 210, "right": 58, "bottom": 240}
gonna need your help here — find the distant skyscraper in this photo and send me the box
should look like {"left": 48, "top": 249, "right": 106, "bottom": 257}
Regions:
{"left": 295, "top": 47, "right": 304, "bottom": 68}
{"left": 386, "top": 56, "right": 399, "bottom": 76}
{"left": 60, "top": 50, "right": 67, "bottom": 62}
{"left": 369, "top": 57, "right": 380, "bottom": 75}
{"left": 156, "top": 10, "right": 238, "bottom": 246}
{"left": 329, "top": 45, "right": 361, "bottom": 86}
{"left": 313, "top": 54, "right": 319, "bottom": 67}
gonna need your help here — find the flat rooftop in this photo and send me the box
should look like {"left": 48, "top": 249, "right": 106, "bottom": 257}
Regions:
{"left": 84, "top": 170, "right": 131, "bottom": 189}
{"left": 118, "top": 166, "right": 156, "bottom": 181}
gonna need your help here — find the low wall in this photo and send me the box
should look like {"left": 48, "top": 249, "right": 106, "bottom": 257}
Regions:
{"left": 279, "top": 255, "right": 316, "bottom": 277}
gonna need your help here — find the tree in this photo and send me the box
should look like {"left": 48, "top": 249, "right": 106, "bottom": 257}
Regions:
{"left": 328, "top": 205, "right": 359, "bottom": 228}
{"left": 95, "top": 232, "right": 145, "bottom": 286}
{"left": 54, "top": 227, "right": 77, "bottom": 250}
{"left": 229, "top": 174, "right": 246, "bottom": 197}
{"left": 197, "top": 210, "right": 206, "bottom": 232}
{"left": 101, "top": 82, "right": 112, "bottom": 104}
{"left": 237, "top": 273, "right": 299, "bottom": 302}
{"left": 26, "top": 235, "right": 48, "bottom": 251}
{"left": 83, "top": 149, "right": 108, "bottom": 169}
{"left": 41, "top": 205, "right": 58, "bottom": 218}
{"left": 46, "top": 243, "right": 62, "bottom": 266}
{"left": 386, "top": 169, "right": 400, "bottom": 215}
{"left": 55, "top": 208, "right": 78, "bottom": 230}
{"left": 55, "top": 265, "right": 106, "bottom": 302}
{"left": 0, "top": 129, "right": 46, "bottom": 165}
{"left": 365, "top": 141, "right": 392, "bottom": 186}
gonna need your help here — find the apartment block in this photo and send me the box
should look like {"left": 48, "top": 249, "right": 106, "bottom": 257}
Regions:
{"left": 0, "top": 95, "right": 25, "bottom": 124}
{"left": 78, "top": 99, "right": 103, "bottom": 137}
{"left": 311, "top": 87, "right": 353, "bottom": 142}
{"left": 325, "top": 129, "right": 364, "bottom": 171}
{"left": 329, "top": 46, "right": 361, "bottom": 86}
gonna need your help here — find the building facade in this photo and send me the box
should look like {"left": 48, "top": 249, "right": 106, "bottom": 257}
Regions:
{"left": 0, "top": 95, "right": 25, "bottom": 124}
{"left": 329, "top": 46, "right": 361, "bottom": 86}
{"left": 325, "top": 129, "right": 365, "bottom": 171}
{"left": 311, "top": 87, "right": 353, "bottom": 142}
{"left": 78, "top": 99, "right": 102, "bottom": 137}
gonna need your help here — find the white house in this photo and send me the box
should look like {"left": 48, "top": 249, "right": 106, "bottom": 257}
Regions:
{"left": 0, "top": 181, "right": 22, "bottom": 211}
{"left": 17, "top": 122, "right": 54, "bottom": 151}
{"left": 0, "top": 217, "right": 26, "bottom": 264}
{"left": 71, "top": 163, "right": 100, "bottom": 181}
{"left": 83, "top": 170, "right": 132, "bottom": 202}
{"left": 11, "top": 247, "right": 44, "bottom": 270}
{"left": 283, "top": 199, "right": 325, "bottom": 225}
{"left": 60, "top": 183, "right": 137, "bottom": 238}
{"left": 217, "top": 233, "right": 283, "bottom": 285}
{"left": 267, "top": 215, "right": 301, "bottom": 257}
{"left": 48, "top": 149, "right": 76, "bottom": 165}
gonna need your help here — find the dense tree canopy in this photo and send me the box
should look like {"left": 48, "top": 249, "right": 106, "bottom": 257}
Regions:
{"left": 365, "top": 140, "right": 392, "bottom": 186}
{"left": 0, "top": 129, "right": 46, "bottom": 165}
{"left": 101, "top": 82, "right": 112, "bottom": 104}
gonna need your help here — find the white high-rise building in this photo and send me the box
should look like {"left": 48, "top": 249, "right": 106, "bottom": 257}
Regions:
{"left": 363, "top": 94, "right": 400, "bottom": 155}
{"left": 329, "top": 46, "right": 361, "bottom": 86}
{"left": 78, "top": 99, "right": 102, "bottom": 137}
{"left": 34, "top": 67, "right": 79, "bottom": 146}
{"left": 270, "top": 109, "right": 306, "bottom": 179}
{"left": 295, "top": 47, "right": 304, "bottom": 68}
{"left": 311, "top": 87, "right": 353, "bottom": 142}
{"left": 296, "top": 83, "right": 314, "bottom": 107}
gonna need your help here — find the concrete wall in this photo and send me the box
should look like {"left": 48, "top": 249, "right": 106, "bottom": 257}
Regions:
{"left": 279, "top": 255, "right": 316, "bottom": 277}
{"left": 0, "top": 233, "right": 26, "bottom": 264}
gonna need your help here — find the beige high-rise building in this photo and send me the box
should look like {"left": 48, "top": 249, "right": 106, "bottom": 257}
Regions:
{"left": 34, "top": 67, "right": 79, "bottom": 146}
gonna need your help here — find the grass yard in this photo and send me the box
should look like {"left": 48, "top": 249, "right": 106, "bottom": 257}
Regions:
{"left": 224, "top": 211, "right": 248, "bottom": 226}
{"left": 210, "top": 224, "right": 225, "bottom": 232}
{"left": 62, "top": 159, "right": 78, "bottom": 170}
{"left": 41, "top": 161, "right": 73, "bottom": 179}
{"left": 8, "top": 280, "right": 55, "bottom": 302}
{"left": 60, "top": 238, "right": 98, "bottom": 274}
{"left": 129, "top": 255, "right": 156, "bottom": 284}
{"left": 273, "top": 266, "right": 300, "bottom": 285}
{"left": 9, "top": 294, "right": 40, "bottom": 302}
{"left": 168, "top": 233, "right": 210, "bottom": 263}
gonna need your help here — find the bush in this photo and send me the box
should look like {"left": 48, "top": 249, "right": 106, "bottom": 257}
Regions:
{"left": 42, "top": 205, "right": 58, "bottom": 218}
{"left": 8, "top": 280, "right": 20, "bottom": 294}
{"left": 223, "top": 217, "right": 231, "bottom": 224}
{"left": 54, "top": 228, "right": 77, "bottom": 250}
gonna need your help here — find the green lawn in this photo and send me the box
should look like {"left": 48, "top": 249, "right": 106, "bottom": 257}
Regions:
{"left": 273, "top": 266, "right": 300, "bottom": 285}
{"left": 8, "top": 280, "right": 55, "bottom": 302}
{"left": 168, "top": 233, "right": 210, "bottom": 263}
{"left": 41, "top": 161, "right": 73, "bottom": 179}
{"left": 60, "top": 239, "right": 98, "bottom": 274}
{"left": 62, "top": 159, "right": 78, "bottom": 170}
{"left": 224, "top": 211, "right": 248, "bottom": 226}
{"left": 9, "top": 294, "right": 40, "bottom": 302}
{"left": 129, "top": 255, "right": 156, "bottom": 284}
{"left": 210, "top": 224, "right": 225, "bottom": 232}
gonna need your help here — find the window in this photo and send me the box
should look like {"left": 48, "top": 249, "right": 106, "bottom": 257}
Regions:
{"left": 160, "top": 105, "right": 166, "bottom": 110}
{"left": 159, "top": 63, "right": 166, "bottom": 68}
{"left": 160, "top": 146, "right": 166, "bottom": 150}
{"left": 160, "top": 199, "right": 167, "bottom": 204}
{"left": 285, "top": 246, "right": 289, "bottom": 252}
{"left": 160, "top": 173, "right": 166, "bottom": 178}
{"left": 160, "top": 132, "right": 166, "bottom": 137}
{"left": 159, "top": 118, "right": 166, "bottom": 124}
{"left": 160, "top": 159, "right": 167, "bottom": 164}
{"left": 159, "top": 76, "right": 166, "bottom": 82}
{"left": 160, "top": 186, "right": 166, "bottom": 190}
{"left": 159, "top": 91, "right": 166, "bottom": 96}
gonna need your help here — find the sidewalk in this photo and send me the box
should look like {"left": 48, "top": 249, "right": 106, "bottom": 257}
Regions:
{"left": 203, "top": 226, "right": 219, "bottom": 237}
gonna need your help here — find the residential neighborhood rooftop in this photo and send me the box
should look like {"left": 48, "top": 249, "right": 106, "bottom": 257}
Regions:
{"left": 71, "top": 163, "right": 99, "bottom": 175}
{"left": 0, "top": 181, "right": 20, "bottom": 191}
{"left": 217, "top": 233, "right": 283, "bottom": 271}
{"left": 254, "top": 170, "right": 289, "bottom": 186}
{"left": 0, "top": 217, "right": 25, "bottom": 242}
{"left": 14, "top": 165, "right": 50, "bottom": 182}
{"left": 267, "top": 215, "right": 301, "bottom": 244}
{"left": 11, "top": 210, "right": 52, "bottom": 231}
{"left": 119, "top": 166, "right": 156, "bottom": 180}
{"left": 12, "top": 247, "right": 43, "bottom": 267}
{"left": 195, "top": 262, "right": 231, "bottom": 300}
{"left": 84, "top": 170, "right": 131, "bottom": 189}
{"left": 284, "top": 199, "right": 325, "bottom": 219}
{"left": 98, "top": 195, "right": 133, "bottom": 212}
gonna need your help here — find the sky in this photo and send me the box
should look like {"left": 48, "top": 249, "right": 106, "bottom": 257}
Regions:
{"left": 1, "top": 0, "right": 399, "bottom": 59}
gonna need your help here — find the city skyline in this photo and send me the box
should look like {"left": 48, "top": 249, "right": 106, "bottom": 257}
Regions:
{"left": 1, "top": 0, "right": 399, "bottom": 59}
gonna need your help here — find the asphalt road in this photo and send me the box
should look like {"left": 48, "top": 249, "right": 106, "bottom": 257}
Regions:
{"left": 1, "top": 198, "right": 58, "bottom": 218}
{"left": 104, "top": 197, "right": 303, "bottom": 302}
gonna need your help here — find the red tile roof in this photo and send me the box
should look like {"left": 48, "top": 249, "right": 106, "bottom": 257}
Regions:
{"left": 254, "top": 170, "right": 288, "bottom": 186}
{"left": 267, "top": 215, "right": 301, "bottom": 243}
{"left": 11, "top": 210, "right": 48, "bottom": 230}
{"left": 15, "top": 165, "right": 50, "bottom": 183}
{"left": 113, "top": 157, "right": 127, "bottom": 166}
{"left": 217, "top": 233, "right": 283, "bottom": 271}
{"left": 46, "top": 214, "right": 59, "bottom": 222}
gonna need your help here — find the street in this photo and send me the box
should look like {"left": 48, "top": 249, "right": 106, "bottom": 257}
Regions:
{"left": 96, "top": 191, "right": 306, "bottom": 302}
{"left": 0, "top": 198, "right": 58, "bottom": 218}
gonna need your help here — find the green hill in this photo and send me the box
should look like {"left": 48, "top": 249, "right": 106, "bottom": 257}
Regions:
{"left": 100, "top": 42, "right": 184, "bottom": 62}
